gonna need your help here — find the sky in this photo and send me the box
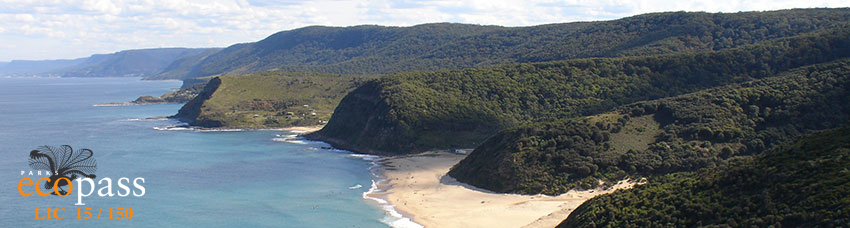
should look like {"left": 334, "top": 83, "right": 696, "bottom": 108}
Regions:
{"left": 0, "top": 0, "right": 848, "bottom": 61}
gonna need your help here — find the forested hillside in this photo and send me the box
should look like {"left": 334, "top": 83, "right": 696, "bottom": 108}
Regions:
{"left": 448, "top": 59, "right": 850, "bottom": 195}
{"left": 180, "top": 8, "right": 850, "bottom": 79}
{"left": 307, "top": 28, "right": 850, "bottom": 155}
{"left": 145, "top": 48, "right": 222, "bottom": 80}
{"left": 558, "top": 126, "right": 850, "bottom": 227}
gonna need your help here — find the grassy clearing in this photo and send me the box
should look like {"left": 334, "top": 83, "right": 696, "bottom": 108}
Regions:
{"left": 194, "top": 72, "right": 377, "bottom": 128}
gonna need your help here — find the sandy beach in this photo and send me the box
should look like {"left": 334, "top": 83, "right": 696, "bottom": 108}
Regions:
{"left": 371, "top": 151, "right": 633, "bottom": 228}
{"left": 281, "top": 125, "right": 324, "bottom": 134}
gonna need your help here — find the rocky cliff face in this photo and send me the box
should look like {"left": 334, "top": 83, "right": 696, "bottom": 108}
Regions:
{"left": 171, "top": 77, "right": 223, "bottom": 127}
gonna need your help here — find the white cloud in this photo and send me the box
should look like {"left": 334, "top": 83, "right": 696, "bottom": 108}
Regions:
{"left": 0, "top": 0, "right": 848, "bottom": 61}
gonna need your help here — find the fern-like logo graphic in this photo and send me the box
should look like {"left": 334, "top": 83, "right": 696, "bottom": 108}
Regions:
{"left": 28, "top": 145, "right": 97, "bottom": 196}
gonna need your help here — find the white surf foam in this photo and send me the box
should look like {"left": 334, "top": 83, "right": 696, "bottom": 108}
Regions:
{"left": 153, "top": 126, "right": 192, "bottom": 131}
{"left": 195, "top": 128, "right": 244, "bottom": 132}
{"left": 93, "top": 103, "right": 134, "bottom": 107}
{"left": 271, "top": 139, "right": 421, "bottom": 228}
{"left": 128, "top": 117, "right": 168, "bottom": 121}
{"left": 286, "top": 140, "right": 308, "bottom": 144}
{"left": 354, "top": 152, "right": 424, "bottom": 228}
{"left": 154, "top": 125, "right": 248, "bottom": 132}
{"left": 348, "top": 153, "right": 381, "bottom": 161}
{"left": 271, "top": 134, "right": 310, "bottom": 144}
{"left": 275, "top": 134, "right": 299, "bottom": 138}
{"left": 363, "top": 179, "right": 424, "bottom": 228}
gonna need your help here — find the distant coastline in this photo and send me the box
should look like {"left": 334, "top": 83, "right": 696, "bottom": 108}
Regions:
{"left": 93, "top": 101, "right": 183, "bottom": 107}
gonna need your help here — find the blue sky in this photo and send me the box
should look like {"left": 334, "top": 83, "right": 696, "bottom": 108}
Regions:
{"left": 0, "top": 0, "right": 848, "bottom": 61}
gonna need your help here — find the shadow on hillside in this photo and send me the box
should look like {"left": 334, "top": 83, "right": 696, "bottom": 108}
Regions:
{"left": 439, "top": 174, "right": 499, "bottom": 194}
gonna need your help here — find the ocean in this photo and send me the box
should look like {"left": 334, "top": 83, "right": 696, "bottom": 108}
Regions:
{"left": 0, "top": 77, "right": 406, "bottom": 227}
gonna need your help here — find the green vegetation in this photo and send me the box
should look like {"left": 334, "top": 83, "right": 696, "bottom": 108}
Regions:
{"left": 184, "top": 9, "right": 850, "bottom": 78}
{"left": 448, "top": 59, "right": 850, "bottom": 194}
{"left": 157, "top": 88, "right": 200, "bottom": 103}
{"left": 559, "top": 126, "right": 850, "bottom": 227}
{"left": 149, "top": 9, "right": 850, "bottom": 226}
{"left": 147, "top": 9, "right": 850, "bottom": 227}
{"left": 128, "top": 88, "right": 199, "bottom": 104}
{"left": 172, "top": 72, "right": 376, "bottom": 128}
{"left": 308, "top": 28, "right": 850, "bottom": 155}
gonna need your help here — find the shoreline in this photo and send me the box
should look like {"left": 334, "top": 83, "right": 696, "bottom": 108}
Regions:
{"left": 93, "top": 101, "right": 184, "bottom": 107}
{"left": 153, "top": 123, "right": 325, "bottom": 134}
{"left": 277, "top": 125, "right": 325, "bottom": 134}
{"left": 361, "top": 161, "right": 424, "bottom": 228}
{"left": 368, "top": 151, "right": 634, "bottom": 228}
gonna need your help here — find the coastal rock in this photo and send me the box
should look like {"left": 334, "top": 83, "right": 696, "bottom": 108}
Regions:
{"left": 172, "top": 76, "right": 223, "bottom": 127}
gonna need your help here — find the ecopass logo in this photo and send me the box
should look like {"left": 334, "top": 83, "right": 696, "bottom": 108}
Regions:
{"left": 18, "top": 145, "right": 145, "bottom": 220}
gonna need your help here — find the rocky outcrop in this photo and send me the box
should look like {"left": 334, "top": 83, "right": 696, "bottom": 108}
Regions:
{"left": 171, "top": 77, "right": 223, "bottom": 127}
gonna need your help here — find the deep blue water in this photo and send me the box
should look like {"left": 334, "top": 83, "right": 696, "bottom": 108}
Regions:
{"left": 0, "top": 77, "right": 389, "bottom": 227}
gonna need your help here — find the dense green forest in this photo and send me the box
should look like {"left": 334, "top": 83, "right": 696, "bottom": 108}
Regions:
{"left": 558, "top": 126, "right": 850, "bottom": 227}
{"left": 178, "top": 8, "right": 850, "bottom": 79}
{"left": 448, "top": 59, "right": 850, "bottom": 195}
{"left": 307, "top": 28, "right": 850, "bottom": 155}
{"left": 172, "top": 72, "right": 376, "bottom": 128}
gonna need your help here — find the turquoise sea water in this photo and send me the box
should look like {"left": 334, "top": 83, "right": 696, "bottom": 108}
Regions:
{"left": 0, "top": 77, "right": 392, "bottom": 227}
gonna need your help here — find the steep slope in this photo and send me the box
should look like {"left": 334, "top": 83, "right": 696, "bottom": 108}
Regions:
{"left": 57, "top": 48, "right": 219, "bottom": 77}
{"left": 145, "top": 48, "right": 222, "bottom": 80}
{"left": 307, "top": 28, "right": 850, "bottom": 155}
{"left": 448, "top": 59, "right": 850, "bottom": 194}
{"left": 172, "top": 72, "right": 377, "bottom": 128}
{"left": 559, "top": 126, "right": 850, "bottom": 227}
{"left": 184, "top": 8, "right": 850, "bottom": 78}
